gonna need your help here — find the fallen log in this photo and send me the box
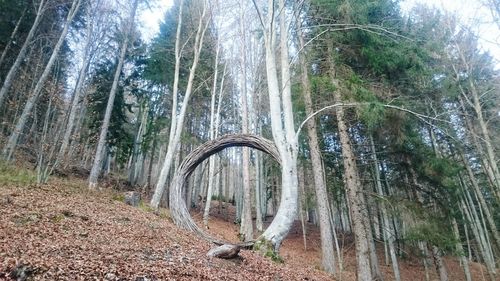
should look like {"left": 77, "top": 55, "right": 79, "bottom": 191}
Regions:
{"left": 207, "top": 244, "right": 241, "bottom": 259}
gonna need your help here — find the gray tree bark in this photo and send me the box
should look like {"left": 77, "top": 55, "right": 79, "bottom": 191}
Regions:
{"left": 57, "top": 0, "right": 104, "bottom": 167}
{"left": 203, "top": 35, "right": 221, "bottom": 227}
{"left": 251, "top": 0, "right": 299, "bottom": 252}
{"left": 452, "top": 218, "right": 472, "bottom": 281}
{"left": 238, "top": 4, "right": 253, "bottom": 241}
{"left": 370, "top": 136, "right": 400, "bottom": 281}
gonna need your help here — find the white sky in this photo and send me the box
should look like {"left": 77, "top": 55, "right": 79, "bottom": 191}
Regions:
{"left": 138, "top": 0, "right": 173, "bottom": 41}
{"left": 401, "top": 0, "right": 500, "bottom": 63}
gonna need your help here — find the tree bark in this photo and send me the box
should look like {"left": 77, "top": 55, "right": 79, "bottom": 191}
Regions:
{"left": 57, "top": 4, "right": 98, "bottom": 167}
{"left": 238, "top": 4, "right": 253, "bottom": 241}
{"left": 203, "top": 34, "right": 221, "bottom": 227}
{"left": 370, "top": 136, "right": 400, "bottom": 281}
{"left": 298, "top": 165, "right": 308, "bottom": 250}
{"left": 452, "top": 218, "right": 472, "bottom": 281}
{"left": 432, "top": 246, "right": 449, "bottom": 281}
{"left": 252, "top": 0, "right": 299, "bottom": 252}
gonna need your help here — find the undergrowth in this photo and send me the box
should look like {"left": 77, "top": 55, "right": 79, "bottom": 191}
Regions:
{"left": 0, "top": 161, "right": 36, "bottom": 185}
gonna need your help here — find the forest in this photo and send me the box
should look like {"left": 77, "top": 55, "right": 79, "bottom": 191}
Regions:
{"left": 0, "top": 0, "right": 499, "bottom": 280}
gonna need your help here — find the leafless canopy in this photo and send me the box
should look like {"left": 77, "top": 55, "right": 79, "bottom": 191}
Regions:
{"left": 169, "top": 134, "right": 281, "bottom": 246}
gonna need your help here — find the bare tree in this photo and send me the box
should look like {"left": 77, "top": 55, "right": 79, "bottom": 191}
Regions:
{"left": 251, "top": 0, "right": 299, "bottom": 251}
{"left": 203, "top": 33, "right": 222, "bottom": 227}
{"left": 57, "top": 0, "right": 112, "bottom": 168}
{"left": 238, "top": 2, "right": 253, "bottom": 241}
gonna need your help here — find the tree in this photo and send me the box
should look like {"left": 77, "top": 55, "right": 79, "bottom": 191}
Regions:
{"left": 296, "top": 9, "right": 338, "bottom": 275}
{"left": 150, "top": 0, "right": 210, "bottom": 208}
{"left": 88, "top": 0, "right": 139, "bottom": 189}
{"left": 56, "top": 0, "right": 116, "bottom": 168}
{"left": 251, "top": 0, "right": 300, "bottom": 252}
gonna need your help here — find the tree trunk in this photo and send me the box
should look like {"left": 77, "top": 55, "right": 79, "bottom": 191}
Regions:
{"left": 327, "top": 41, "right": 372, "bottom": 281}
{"left": 461, "top": 192, "right": 497, "bottom": 280}
{"left": 251, "top": 0, "right": 299, "bottom": 252}
{"left": 203, "top": 35, "right": 221, "bottom": 227}
{"left": 0, "top": 0, "right": 46, "bottom": 110}
{"left": 452, "top": 218, "right": 472, "bottom": 281}
{"left": 297, "top": 18, "right": 337, "bottom": 275}
{"left": 459, "top": 150, "right": 500, "bottom": 253}
{"left": 298, "top": 165, "right": 308, "bottom": 250}
{"left": 432, "top": 246, "right": 449, "bottom": 281}
{"left": 2, "top": 0, "right": 81, "bottom": 161}
{"left": 238, "top": 4, "right": 253, "bottom": 241}
{"left": 370, "top": 136, "right": 400, "bottom": 281}
{"left": 255, "top": 150, "right": 264, "bottom": 232}
{"left": 57, "top": 6, "right": 97, "bottom": 167}
{"left": 129, "top": 103, "right": 148, "bottom": 185}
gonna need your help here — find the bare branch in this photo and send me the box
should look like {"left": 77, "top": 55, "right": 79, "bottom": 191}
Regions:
{"left": 295, "top": 102, "right": 454, "bottom": 140}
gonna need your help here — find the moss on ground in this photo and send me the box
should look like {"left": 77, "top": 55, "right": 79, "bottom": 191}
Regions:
{"left": 253, "top": 238, "right": 284, "bottom": 263}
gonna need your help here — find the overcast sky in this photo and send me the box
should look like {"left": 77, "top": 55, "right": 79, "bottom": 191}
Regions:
{"left": 138, "top": 0, "right": 173, "bottom": 41}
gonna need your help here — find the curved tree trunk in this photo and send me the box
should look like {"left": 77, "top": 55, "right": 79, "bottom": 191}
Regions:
{"left": 251, "top": 0, "right": 299, "bottom": 252}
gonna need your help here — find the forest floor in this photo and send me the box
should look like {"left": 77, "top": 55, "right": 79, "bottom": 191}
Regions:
{"left": 0, "top": 172, "right": 490, "bottom": 280}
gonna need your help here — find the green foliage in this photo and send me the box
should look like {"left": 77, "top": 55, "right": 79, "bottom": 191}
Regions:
{"left": 211, "top": 194, "right": 228, "bottom": 202}
{"left": 253, "top": 238, "right": 284, "bottom": 263}
{"left": 0, "top": 161, "right": 36, "bottom": 185}
{"left": 405, "top": 219, "right": 458, "bottom": 254}
{"left": 86, "top": 60, "right": 133, "bottom": 165}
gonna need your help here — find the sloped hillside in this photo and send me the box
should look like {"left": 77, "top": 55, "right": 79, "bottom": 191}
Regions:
{"left": 0, "top": 178, "right": 331, "bottom": 281}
